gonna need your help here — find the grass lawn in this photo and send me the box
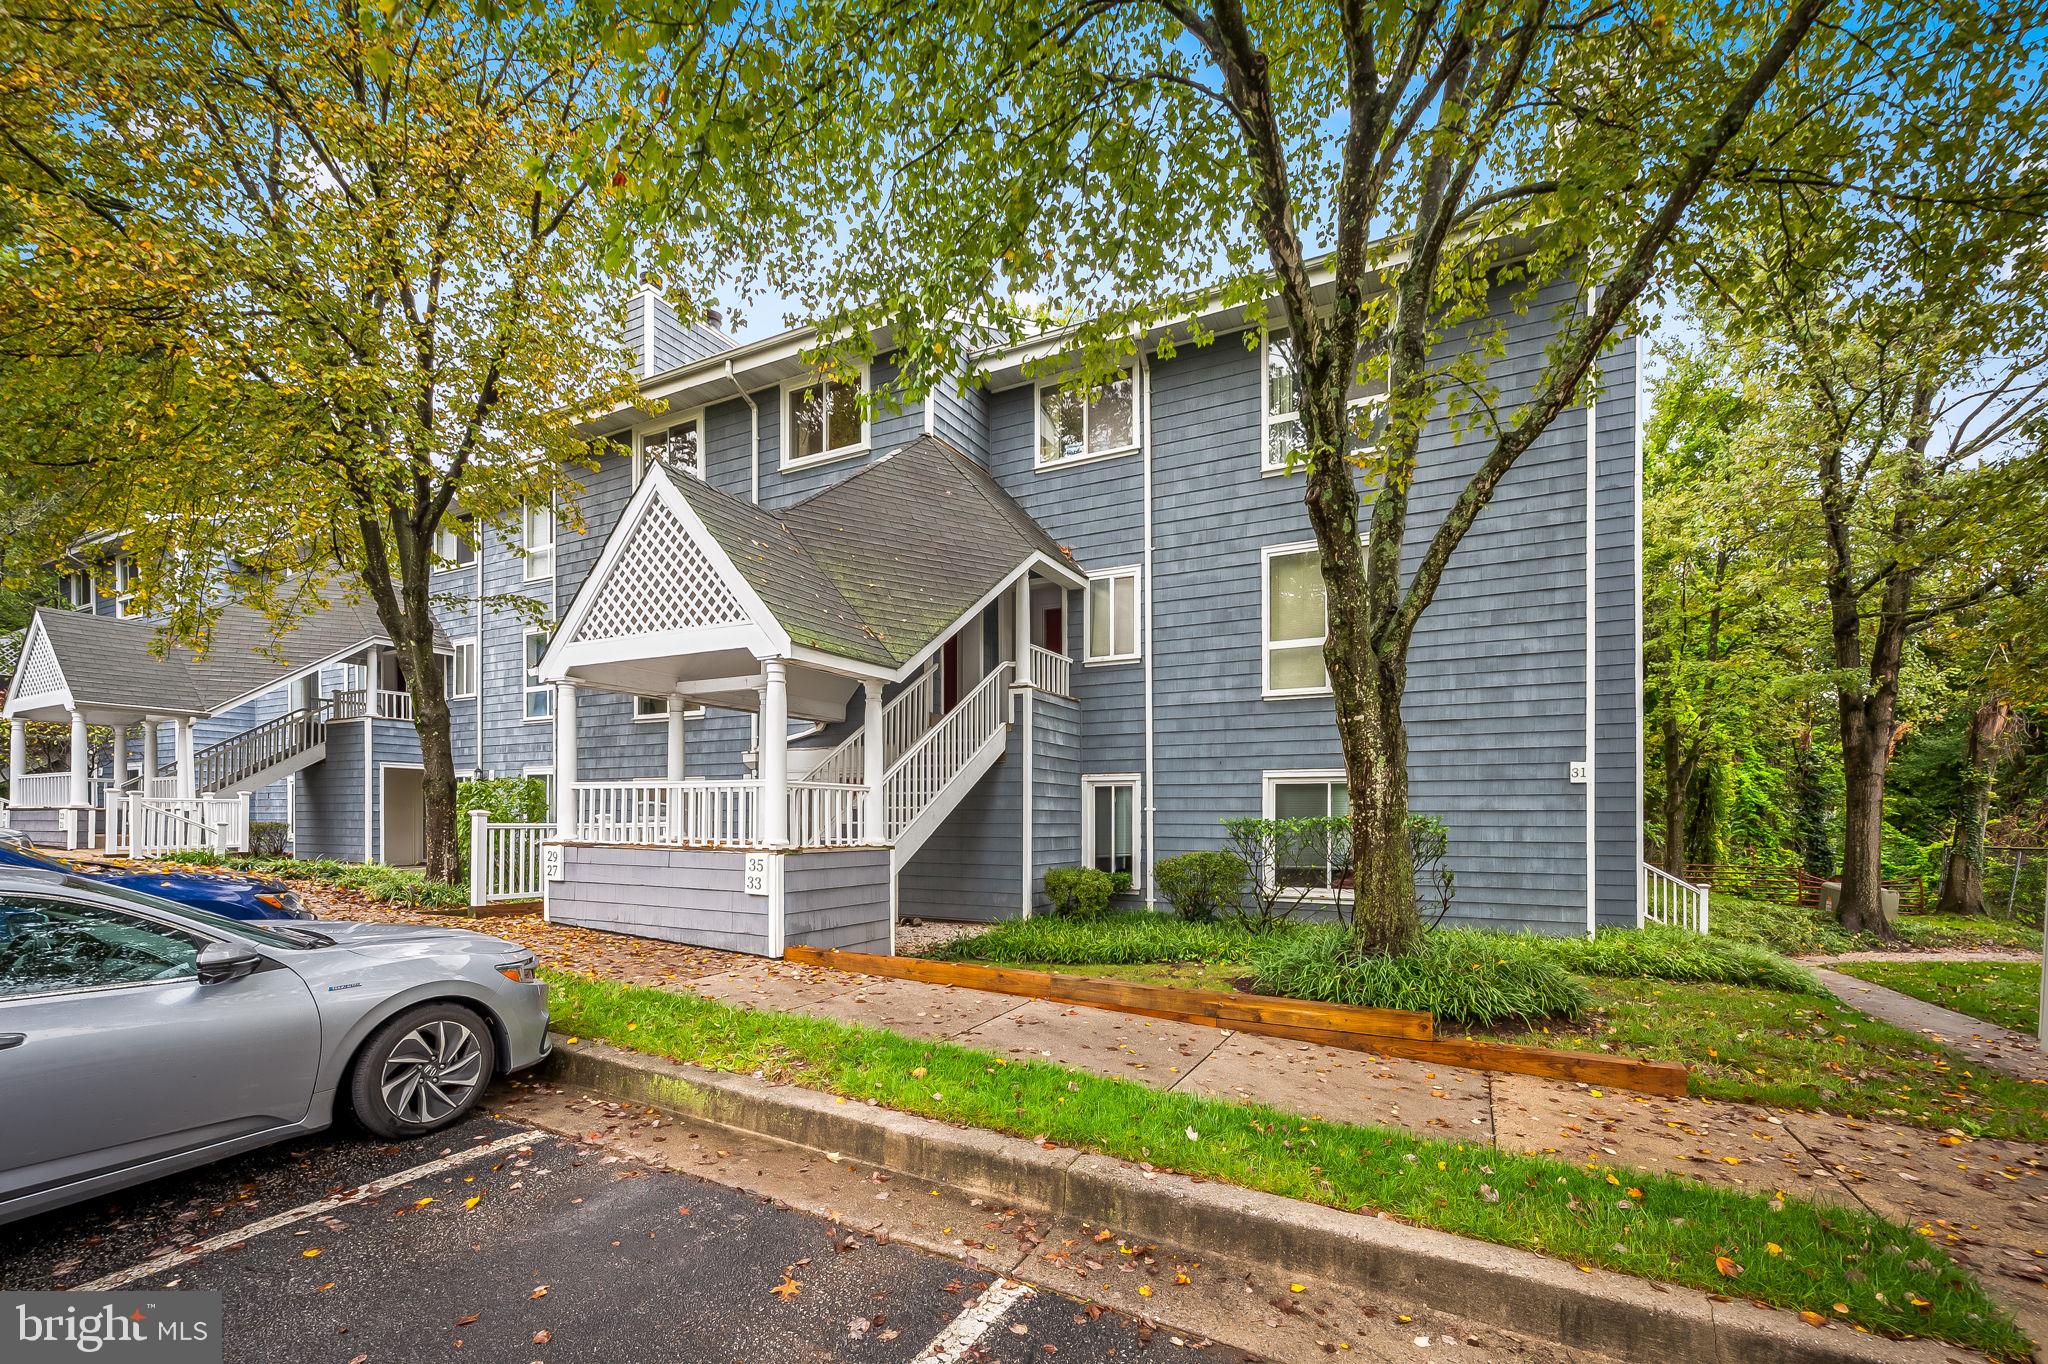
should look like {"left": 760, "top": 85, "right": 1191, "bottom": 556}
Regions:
{"left": 1710, "top": 895, "right": 2042, "bottom": 956}
{"left": 1475, "top": 978, "right": 2048, "bottom": 1142}
{"left": 546, "top": 970, "right": 2028, "bottom": 1359}
{"left": 1889, "top": 914, "right": 2043, "bottom": 953}
{"left": 1834, "top": 960, "right": 2043, "bottom": 1034}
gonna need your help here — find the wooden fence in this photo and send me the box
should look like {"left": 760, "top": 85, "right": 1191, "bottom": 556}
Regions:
{"left": 1681, "top": 862, "right": 1927, "bottom": 913}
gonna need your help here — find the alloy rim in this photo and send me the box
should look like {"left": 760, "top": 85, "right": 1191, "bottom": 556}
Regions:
{"left": 379, "top": 1019, "right": 483, "bottom": 1125}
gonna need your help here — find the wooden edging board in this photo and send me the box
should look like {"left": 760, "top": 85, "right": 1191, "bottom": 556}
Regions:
{"left": 782, "top": 945, "right": 1690, "bottom": 1099}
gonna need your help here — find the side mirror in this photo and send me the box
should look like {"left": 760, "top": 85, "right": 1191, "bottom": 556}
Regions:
{"left": 196, "top": 941, "right": 263, "bottom": 985}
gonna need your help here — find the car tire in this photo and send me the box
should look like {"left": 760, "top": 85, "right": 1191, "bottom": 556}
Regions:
{"left": 348, "top": 1003, "right": 497, "bottom": 1139}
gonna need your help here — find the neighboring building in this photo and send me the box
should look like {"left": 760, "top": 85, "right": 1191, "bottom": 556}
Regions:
{"left": 1, "top": 273, "right": 1647, "bottom": 952}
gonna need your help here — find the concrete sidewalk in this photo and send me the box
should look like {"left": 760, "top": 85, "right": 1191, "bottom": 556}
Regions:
{"left": 685, "top": 955, "right": 2048, "bottom": 1346}
{"left": 1805, "top": 963, "right": 2048, "bottom": 1083}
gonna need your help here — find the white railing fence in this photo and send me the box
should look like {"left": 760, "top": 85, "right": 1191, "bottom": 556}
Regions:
{"left": 468, "top": 811, "right": 557, "bottom": 904}
{"left": 331, "top": 688, "right": 415, "bottom": 722}
{"left": 127, "top": 794, "right": 249, "bottom": 857}
{"left": 885, "top": 662, "right": 1012, "bottom": 838}
{"left": 193, "top": 700, "right": 330, "bottom": 793}
{"left": 804, "top": 669, "right": 947, "bottom": 786}
{"left": 1643, "top": 862, "right": 1710, "bottom": 934}
{"left": 1028, "top": 645, "right": 1071, "bottom": 697}
{"left": 144, "top": 776, "right": 180, "bottom": 799}
{"left": 788, "top": 782, "right": 867, "bottom": 848}
{"left": 10, "top": 773, "right": 72, "bottom": 808}
{"left": 571, "top": 780, "right": 761, "bottom": 847}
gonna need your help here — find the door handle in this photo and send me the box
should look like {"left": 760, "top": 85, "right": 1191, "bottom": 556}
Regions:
{"left": 0, "top": 1034, "right": 23, "bottom": 1051}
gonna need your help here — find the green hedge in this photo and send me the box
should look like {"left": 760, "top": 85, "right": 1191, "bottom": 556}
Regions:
{"left": 156, "top": 850, "right": 469, "bottom": 910}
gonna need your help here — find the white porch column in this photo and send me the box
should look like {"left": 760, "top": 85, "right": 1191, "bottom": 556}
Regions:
{"left": 7, "top": 718, "right": 24, "bottom": 797}
{"left": 665, "top": 696, "right": 688, "bottom": 782}
{"left": 110, "top": 722, "right": 128, "bottom": 789}
{"left": 761, "top": 660, "right": 789, "bottom": 848}
{"left": 140, "top": 720, "right": 159, "bottom": 788}
{"left": 67, "top": 712, "right": 88, "bottom": 808}
{"left": 1013, "top": 576, "right": 1032, "bottom": 681}
{"left": 173, "top": 717, "right": 196, "bottom": 798}
{"left": 862, "top": 681, "right": 885, "bottom": 842}
{"left": 553, "top": 684, "right": 578, "bottom": 825}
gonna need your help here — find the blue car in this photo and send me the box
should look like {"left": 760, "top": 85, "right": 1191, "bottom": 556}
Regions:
{"left": 0, "top": 840, "right": 311, "bottom": 921}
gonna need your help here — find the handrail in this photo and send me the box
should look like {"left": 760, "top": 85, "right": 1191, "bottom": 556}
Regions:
{"left": 884, "top": 663, "right": 1012, "bottom": 837}
{"left": 190, "top": 700, "right": 331, "bottom": 793}
{"left": 1027, "top": 645, "right": 1071, "bottom": 696}
{"left": 805, "top": 669, "right": 943, "bottom": 786}
{"left": 331, "top": 688, "right": 413, "bottom": 722}
{"left": 1643, "top": 862, "right": 1709, "bottom": 934}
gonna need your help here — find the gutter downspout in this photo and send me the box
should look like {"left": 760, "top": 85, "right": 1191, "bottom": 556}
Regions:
{"left": 1584, "top": 283, "right": 1601, "bottom": 938}
{"left": 727, "top": 358, "right": 760, "bottom": 505}
{"left": 1140, "top": 353, "right": 1157, "bottom": 910}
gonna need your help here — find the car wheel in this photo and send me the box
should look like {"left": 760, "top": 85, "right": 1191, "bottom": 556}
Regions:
{"left": 349, "top": 1003, "right": 496, "bottom": 1139}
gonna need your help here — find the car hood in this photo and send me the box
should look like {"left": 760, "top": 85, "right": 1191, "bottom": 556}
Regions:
{"left": 307, "top": 920, "right": 527, "bottom": 957}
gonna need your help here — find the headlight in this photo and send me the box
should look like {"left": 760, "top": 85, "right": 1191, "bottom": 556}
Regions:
{"left": 496, "top": 956, "right": 537, "bottom": 983}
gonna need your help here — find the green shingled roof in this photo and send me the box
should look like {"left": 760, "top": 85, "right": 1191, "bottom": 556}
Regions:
{"left": 669, "top": 435, "right": 1077, "bottom": 668}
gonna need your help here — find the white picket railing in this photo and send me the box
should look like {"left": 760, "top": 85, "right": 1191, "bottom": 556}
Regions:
{"left": 144, "top": 776, "right": 179, "bottom": 798}
{"left": 331, "top": 688, "right": 414, "bottom": 722}
{"left": 1643, "top": 862, "right": 1710, "bottom": 933}
{"left": 885, "top": 663, "right": 1012, "bottom": 838}
{"left": 11, "top": 773, "right": 73, "bottom": 807}
{"left": 128, "top": 795, "right": 248, "bottom": 857}
{"left": 468, "top": 813, "right": 557, "bottom": 904}
{"left": 788, "top": 783, "right": 867, "bottom": 847}
{"left": 571, "top": 780, "right": 761, "bottom": 847}
{"left": 191, "top": 700, "right": 329, "bottom": 793}
{"left": 1028, "top": 645, "right": 1071, "bottom": 696}
{"left": 804, "top": 669, "right": 944, "bottom": 787}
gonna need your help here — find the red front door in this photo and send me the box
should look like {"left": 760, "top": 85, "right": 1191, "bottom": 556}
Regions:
{"left": 1041, "top": 605, "right": 1064, "bottom": 655}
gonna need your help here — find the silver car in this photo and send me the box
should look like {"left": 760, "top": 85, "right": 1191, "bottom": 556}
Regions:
{"left": 0, "top": 870, "right": 550, "bottom": 1226}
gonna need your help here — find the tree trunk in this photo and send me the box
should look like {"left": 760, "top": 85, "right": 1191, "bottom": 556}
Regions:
{"left": 1935, "top": 692, "right": 2007, "bottom": 916}
{"left": 1337, "top": 656, "right": 1416, "bottom": 956}
{"left": 1835, "top": 691, "right": 1897, "bottom": 935}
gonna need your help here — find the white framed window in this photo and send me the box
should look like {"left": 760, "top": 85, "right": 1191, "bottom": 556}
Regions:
{"left": 1262, "top": 542, "right": 1332, "bottom": 697}
{"left": 434, "top": 515, "right": 475, "bottom": 568}
{"left": 1036, "top": 369, "right": 1140, "bottom": 468}
{"left": 1260, "top": 331, "right": 1387, "bottom": 474}
{"left": 523, "top": 629, "right": 552, "bottom": 721}
{"left": 445, "top": 640, "right": 478, "bottom": 700}
{"left": 637, "top": 412, "right": 705, "bottom": 482}
{"left": 522, "top": 501, "right": 555, "bottom": 581}
{"left": 781, "top": 370, "right": 868, "bottom": 470}
{"left": 63, "top": 569, "right": 91, "bottom": 611}
{"left": 1082, "top": 774, "right": 1141, "bottom": 888}
{"left": 112, "top": 554, "right": 137, "bottom": 618}
{"left": 1083, "top": 567, "right": 1140, "bottom": 665}
{"left": 1262, "top": 770, "right": 1352, "bottom": 897}
{"left": 525, "top": 765, "right": 554, "bottom": 813}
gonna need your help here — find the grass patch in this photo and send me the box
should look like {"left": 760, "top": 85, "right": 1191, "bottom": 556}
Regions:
{"left": 1709, "top": 894, "right": 2043, "bottom": 956}
{"left": 927, "top": 912, "right": 1281, "bottom": 966}
{"left": 1477, "top": 978, "right": 2048, "bottom": 1142}
{"left": 1539, "top": 927, "right": 1820, "bottom": 994}
{"left": 1248, "top": 926, "right": 1591, "bottom": 1026}
{"left": 546, "top": 970, "right": 2028, "bottom": 1359}
{"left": 1891, "top": 915, "right": 2043, "bottom": 953}
{"left": 1835, "top": 960, "right": 2042, "bottom": 1034}
{"left": 155, "top": 850, "right": 470, "bottom": 910}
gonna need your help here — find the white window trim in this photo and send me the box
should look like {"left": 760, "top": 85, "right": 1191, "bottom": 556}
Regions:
{"left": 1260, "top": 768, "right": 1353, "bottom": 901}
{"left": 447, "top": 640, "right": 478, "bottom": 701}
{"left": 64, "top": 571, "right": 92, "bottom": 611}
{"left": 1033, "top": 369, "right": 1143, "bottom": 471}
{"left": 522, "top": 628, "right": 552, "bottom": 722}
{"left": 1082, "top": 565, "right": 1142, "bottom": 666}
{"left": 434, "top": 517, "right": 475, "bottom": 569}
{"left": 635, "top": 408, "right": 707, "bottom": 484}
{"left": 1261, "top": 540, "right": 1332, "bottom": 698}
{"left": 522, "top": 501, "right": 555, "bottom": 582}
{"left": 111, "top": 555, "right": 137, "bottom": 619}
{"left": 1259, "top": 330, "right": 1388, "bottom": 477}
{"left": 1081, "top": 772, "right": 1143, "bottom": 892}
{"left": 779, "top": 368, "right": 871, "bottom": 472}
{"left": 525, "top": 765, "right": 555, "bottom": 813}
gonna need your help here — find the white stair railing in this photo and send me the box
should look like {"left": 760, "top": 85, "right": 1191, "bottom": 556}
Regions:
{"left": 468, "top": 812, "right": 557, "bottom": 904}
{"left": 1028, "top": 645, "right": 1071, "bottom": 696}
{"left": 884, "top": 662, "right": 1012, "bottom": 838}
{"left": 1643, "top": 863, "right": 1710, "bottom": 933}
{"left": 190, "top": 700, "right": 331, "bottom": 794}
{"left": 788, "top": 782, "right": 867, "bottom": 847}
{"left": 804, "top": 669, "right": 944, "bottom": 787}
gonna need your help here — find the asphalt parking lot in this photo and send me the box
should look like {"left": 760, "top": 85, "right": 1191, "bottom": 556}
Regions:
{"left": 0, "top": 1100, "right": 1218, "bottom": 1363}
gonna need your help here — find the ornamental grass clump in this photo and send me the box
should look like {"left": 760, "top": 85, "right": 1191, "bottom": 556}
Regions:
{"left": 1542, "top": 926, "right": 1821, "bottom": 994}
{"left": 1249, "top": 926, "right": 1590, "bottom": 1026}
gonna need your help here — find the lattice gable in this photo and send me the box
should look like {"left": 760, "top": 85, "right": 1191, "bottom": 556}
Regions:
{"left": 570, "top": 495, "right": 751, "bottom": 644}
{"left": 8, "top": 621, "right": 65, "bottom": 702}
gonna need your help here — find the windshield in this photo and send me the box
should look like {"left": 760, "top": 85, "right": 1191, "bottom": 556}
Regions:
{"left": 64, "top": 878, "right": 330, "bottom": 949}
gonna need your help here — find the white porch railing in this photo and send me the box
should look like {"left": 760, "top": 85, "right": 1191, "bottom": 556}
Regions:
{"left": 788, "top": 783, "right": 867, "bottom": 847}
{"left": 571, "top": 780, "right": 761, "bottom": 847}
{"left": 10, "top": 773, "right": 73, "bottom": 808}
{"left": 468, "top": 813, "right": 557, "bottom": 904}
{"left": 144, "top": 776, "right": 179, "bottom": 799}
{"left": 127, "top": 795, "right": 249, "bottom": 857}
{"left": 1028, "top": 645, "right": 1071, "bottom": 696}
{"left": 804, "top": 668, "right": 944, "bottom": 786}
{"left": 1643, "top": 863, "right": 1710, "bottom": 934}
{"left": 885, "top": 662, "right": 1012, "bottom": 838}
{"left": 331, "top": 688, "right": 414, "bottom": 722}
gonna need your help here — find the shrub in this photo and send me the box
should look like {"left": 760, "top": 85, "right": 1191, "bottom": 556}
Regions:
{"left": 929, "top": 911, "right": 1277, "bottom": 965}
{"left": 1219, "top": 816, "right": 1347, "bottom": 930}
{"left": 148, "top": 851, "right": 469, "bottom": 911}
{"left": 1154, "top": 851, "right": 1249, "bottom": 922}
{"left": 1044, "top": 866, "right": 1116, "bottom": 918}
{"left": 1109, "top": 871, "right": 1134, "bottom": 897}
{"left": 1408, "top": 814, "right": 1456, "bottom": 924}
{"left": 1709, "top": 894, "right": 1866, "bottom": 956}
{"left": 248, "top": 821, "right": 290, "bottom": 857}
{"left": 455, "top": 775, "right": 551, "bottom": 868}
{"left": 1542, "top": 927, "right": 1820, "bottom": 994}
{"left": 1249, "top": 926, "right": 1590, "bottom": 1026}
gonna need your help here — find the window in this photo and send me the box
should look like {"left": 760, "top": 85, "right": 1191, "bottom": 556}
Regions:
{"left": 783, "top": 372, "right": 867, "bottom": 468}
{"left": 1262, "top": 772, "right": 1351, "bottom": 896}
{"left": 1261, "top": 332, "right": 1386, "bottom": 473}
{"left": 526, "top": 766, "right": 554, "bottom": 814}
{"left": 0, "top": 895, "right": 205, "bottom": 999}
{"left": 522, "top": 501, "right": 555, "bottom": 581}
{"left": 638, "top": 414, "right": 703, "bottom": 482}
{"left": 434, "top": 515, "right": 475, "bottom": 568}
{"left": 1084, "top": 567, "right": 1140, "bottom": 664}
{"left": 446, "top": 640, "right": 478, "bottom": 700}
{"left": 63, "top": 570, "right": 91, "bottom": 611}
{"left": 1082, "top": 775, "right": 1140, "bottom": 888}
{"left": 1037, "top": 370, "right": 1139, "bottom": 467}
{"left": 112, "top": 554, "right": 137, "bottom": 618}
{"left": 523, "top": 629, "right": 551, "bottom": 721}
{"left": 1263, "top": 543, "right": 1330, "bottom": 696}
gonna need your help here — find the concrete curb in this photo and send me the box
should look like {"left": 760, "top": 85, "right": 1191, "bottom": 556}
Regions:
{"left": 547, "top": 1038, "right": 1989, "bottom": 1364}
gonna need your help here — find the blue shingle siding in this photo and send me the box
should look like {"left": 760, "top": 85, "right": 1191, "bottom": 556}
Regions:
{"left": 364, "top": 718, "right": 422, "bottom": 863}
{"left": 785, "top": 848, "right": 892, "bottom": 953}
{"left": 1029, "top": 695, "right": 1081, "bottom": 914}
{"left": 898, "top": 726, "right": 1022, "bottom": 922}
{"left": 294, "top": 721, "right": 365, "bottom": 861}
{"left": 1595, "top": 334, "right": 1642, "bottom": 926}
{"left": 930, "top": 376, "right": 990, "bottom": 463}
{"left": 545, "top": 844, "right": 770, "bottom": 953}
{"left": 474, "top": 515, "right": 555, "bottom": 781}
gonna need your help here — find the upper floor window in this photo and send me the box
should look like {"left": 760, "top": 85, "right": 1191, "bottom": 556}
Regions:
{"left": 1084, "top": 566, "right": 1140, "bottom": 664}
{"left": 112, "top": 554, "right": 137, "bottom": 619}
{"left": 62, "top": 570, "right": 91, "bottom": 611}
{"left": 638, "top": 413, "right": 703, "bottom": 482}
{"left": 434, "top": 515, "right": 475, "bottom": 569}
{"left": 1263, "top": 543, "right": 1329, "bottom": 696}
{"left": 523, "top": 629, "right": 552, "bottom": 720}
{"left": 445, "top": 640, "right": 478, "bottom": 700}
{"left": 1261, "top": 332, "right": 1386, "bottom": 474}
{"left": 1037, "top": 370, "right": 1139, "bottom": 468}
{"left": 783, "top": 372, "right": 867, "bottom": 469}
{"left": 522, "top": 502, "right": 555, "bottom": 581}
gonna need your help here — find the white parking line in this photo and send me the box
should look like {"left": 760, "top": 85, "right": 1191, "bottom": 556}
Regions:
{"left": 81, "top": 1128, "right": 548, "bottom": 1291}
{"left": 909, "top": 1276, "right": 1036, "bottom": 1363}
